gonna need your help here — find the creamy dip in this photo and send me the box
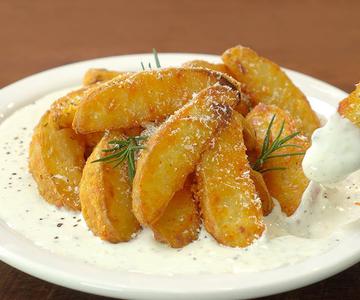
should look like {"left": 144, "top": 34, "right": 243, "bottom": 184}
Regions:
{"left": 0, "top": 89, "right": 360, "bottom": 275}
{"left": 303, "top": 113, "right": 360, "bottom": 184}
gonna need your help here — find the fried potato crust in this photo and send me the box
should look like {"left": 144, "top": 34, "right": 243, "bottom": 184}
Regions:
{"left": 50, "top": 73, "right": 132, "bottom": 129}
{"left": 338, "top": 83, "right": 360, "bottom": 127}
{"left": 151, "top": 176, "right": 200, "bottom": 248}
{"left": 222, "top": 45, "right": 320, "bottom": 137}
{"left": 182, "top": 60, "right": 231, "bottom": 75}
{"left": 80, "top": 132, "right": 141, "bottom": 242}
{"left": 250, "top": 169, "right": 273, "bottom": 216}
{"left": 73, "top": 68, "right": 241, "bottom": 134}
{"left": 132, "top": 85, "right": 240, "bottom": 225}
{"left": 83, "top": 68, "right": 124, "bottom": 86}
{"left": 246, "top": 104, "right": 310, "bottom": 216}
{"left": 196, "top": 112, "right": 264, "bottom": 247}
{"left": 182, "top": 60, "right": 250, "bottom": 116}
{"left": 50, "top": 86, "right": 93, "bottom": 129}
{"left": 29, "top": 112, "right": 85, "bottom": 210}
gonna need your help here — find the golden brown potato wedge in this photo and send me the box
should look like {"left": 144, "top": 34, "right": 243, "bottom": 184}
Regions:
{"left": 222, "top": 45, "right": 320, "bottom": 137}
{"left": 132, "top": 85, "right": 240, "bottom": 225}
{"left": 182, "top": 60, "right": 231, "bottom": 75}
{"left": 80, "top": 132, "right": 141, "bottom": 242}
{"left": 182, "top": 61, "right": 250, "bottom": 116}
{"left": 196, "top": 112, "right": 265, "bottom": 247}
{"left": 338, "top": 83, "right": 360, "bottom": 127}
{"left": 250, "top": 169, "right": 273, "bottom": 216}
{"left": 84, "top": 132, "right": 104, "bottom": 148}
{"left": 50, "top": 73, "right": 132, "bottom": 129}
{"left": 73, "top": 68, "right": 241, "bottom": 134}
{"left": 50, "top": 86, "right": 93, "bottom": 129}
{"left": 151, "top": 176, "right": 200, "bottom": 248}
{"left": 29, "top": 112, "right": 85, "bottom": 210}
{"left": 83, "top": 68, "right": 125, "bottom": 85}
{"left": 246, "top": 104, "right": 310, "bottom": 216}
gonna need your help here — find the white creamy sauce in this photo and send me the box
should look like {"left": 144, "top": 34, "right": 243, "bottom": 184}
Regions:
{"left": 1, "top": 89, "right": 360, "bottom": 275}
{"left": 303, "top": 113, "right": 360, "bottom": 184}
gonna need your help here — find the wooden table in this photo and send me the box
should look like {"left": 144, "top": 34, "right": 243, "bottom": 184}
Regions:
{"left": 0, "top": 1, "right": 359, "bottom": 299}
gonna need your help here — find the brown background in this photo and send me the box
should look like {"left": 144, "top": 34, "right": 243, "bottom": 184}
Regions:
{"left": 0, "top": 0, "right": 359, "bottom": 299}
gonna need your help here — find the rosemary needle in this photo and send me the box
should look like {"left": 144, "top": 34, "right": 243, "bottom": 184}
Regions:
{"left": 252, "top": 114, "right": 305, "bottom": 173}
{"left": 92, "top": 136, "right": 147, "bottom": 182}
{"left": 140, "top": 48, "right": 161, "bottom": 70}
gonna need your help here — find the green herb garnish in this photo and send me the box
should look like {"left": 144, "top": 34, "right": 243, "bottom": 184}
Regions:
{"left": 140, "top": 48, "right": 161, "bottom": 70}
{"left": 252, "top": 115, "right": 305, "bottom": 173}
{"left": 92, "top": 136, "right": 147, "bottom": 181}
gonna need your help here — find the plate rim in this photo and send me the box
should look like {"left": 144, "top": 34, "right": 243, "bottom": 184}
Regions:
{"left": 0, "top": 53, "right": 356, "bottom": 300}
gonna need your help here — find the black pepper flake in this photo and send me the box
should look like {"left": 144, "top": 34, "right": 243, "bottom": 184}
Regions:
{"left": 347, "top": 196, "right": 351, "bottom": 199}
{"left": 25, "top": 209, "right": 29, "bottom": 213}
{"left": 54, "top": 236, "right": 59, "bottom": 240}
{"left": 6, "top": 152, "right": 10, "bottom": 155}
{"left": 12, "top": 172, "right": 16, "bottom": 175}
{"left": 73, "top": 216, "right": 76, "bottom": 219}
{"left": 73, "top": 224, "right": 78, "bottom": 227}
{"left": 192, "top": 257, "right": 197, "bottom": 261}
{"left": 60, "top": 217, "right": 65, "bottom": 220}
{"left": 77, "top": 219, "right": 81, "bottom": 222}
{"left": 57, "top": 223, "right": 63, "bottom": 227}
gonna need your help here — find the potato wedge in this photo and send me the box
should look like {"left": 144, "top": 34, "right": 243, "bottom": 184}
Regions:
{"left": 29, "top": 111, "right": 85, "bottom": 210}
{"left": 338, "top": 83, "right": 360, "bottom": 127}
{"left": 222, "top": 45, "right": 320, "bottom": 137}
{"left": 80, "top": 132, "right": 141, "bottom": 242}
{"left": 182, "top": 60, "right": 231, "bottom": 75}
{"left": 196, "top": 112, "right": 264, "bottom": 247}
{"left": 182, "top": 61, "right": 250, "bottom": 116}
{"left": 250, "top": 169, "right": 273, "bottom": 216}
{"left": 246, "top": 104, "right": 310, "bottom": 216}
{"left": 73, "top": 68, "right": 241, "bottom": 134}
{"left": 83, "top": 68, "right": 124, "bottom": 85}
{"left": 151, "top": 176, "right": 200, "bottom": 248}
{"left": 50, "top": 86, "right": 93, "bottom": 129}
{"left": 50, "top": 73, "right": 132, "bottom": 129}
{"left": 132, "top": 85, "right": 240, "bottom": 225}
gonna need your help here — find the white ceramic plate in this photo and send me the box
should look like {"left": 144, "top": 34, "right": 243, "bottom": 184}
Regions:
{"left": 0, "top": 53, "right": 357, "bottom": 300}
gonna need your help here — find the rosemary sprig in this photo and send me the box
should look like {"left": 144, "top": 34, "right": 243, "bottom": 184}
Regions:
{"left": 140, "top": 48, "right": 161, "bottom": 70}
{"left": 252, "top": 115, "right": 305, "bottom": 173}
{"left": 92, "top": 136, "right": 147, "bottom": 181}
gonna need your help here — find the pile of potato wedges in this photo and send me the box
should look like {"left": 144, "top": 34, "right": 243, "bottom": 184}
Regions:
{"left": 30, "top": 45, "right": 346, "bottom": 249}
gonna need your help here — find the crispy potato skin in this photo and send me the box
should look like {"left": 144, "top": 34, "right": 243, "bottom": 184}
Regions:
{"left": 246, "top": 104, "right": 310, "bottom": 216}
{"left": 182, "top": 60, "right": 232, "bottom": 75}
{"left": 196, "top": 112, "right": 264, "bottom": 247}
{"left": 73, "top": 68, "right": 241, "bottom": 134}
{"left": 182, "top": 60, "right": 250, "bottom": 116}
{"left": 338, "top": 83, "right": 360, "bottom": 127}
{"left": 250, "top": 169, "right": 273, "bottom": 216}
{"left": 151, "top": 176, "right": 200, "bottom": 248}
{"left": 50, "top": 86, "right": 93, "bottom": 129}
{"left": 29, "top": 112, "right": 85, "bottom": 210}
{"left": 50, "top": 73, "right": 132, "bottom": 129}
{"left": 80, "top": 132, "right": 141, "bottom": 243}
{"left": 83, "top": 68, "right": 125, "bottom": 85}
{"left": 222, "top": 45, "right": 320, "bottom": 137}
{"left": 132, "top": 85, "right": 240, "bottom": 225}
